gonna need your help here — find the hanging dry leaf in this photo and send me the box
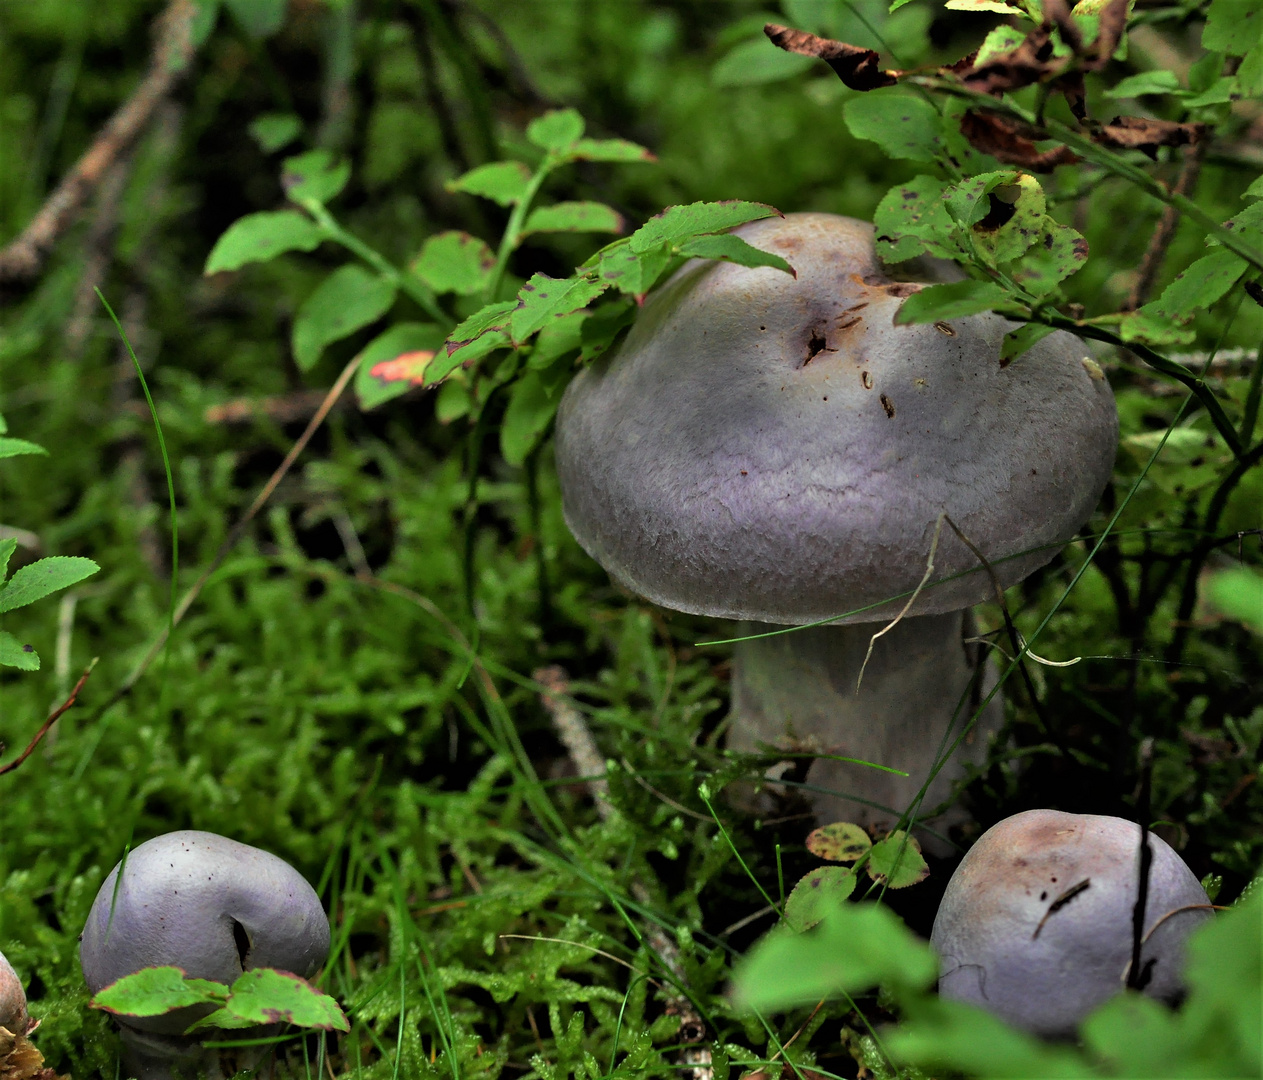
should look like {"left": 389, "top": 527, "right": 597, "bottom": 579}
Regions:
{"left": 1094, "top": 116, "right": 1206, "bottom": 157}
{"left": 959, "top": 110, "right": 1080, "bottom": 171}
{"left": 763, "top": 24, "right": 899, "bottom": 91}
{"left": 0, "top": 1028, "right": 67, "bottom": 1080}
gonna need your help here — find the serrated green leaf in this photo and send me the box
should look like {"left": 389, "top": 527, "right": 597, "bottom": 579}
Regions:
{"left": 1246, "top": 175, "right": 1263, "bottom": 200}
{"left": 1239, "top": 39, "right": 1263, "bottom": 95}
{"left": 248, "top": 113, "right": 302, "bottom": 153}
{"left": 579, "top": 299, "right": 637, "bottom": 361}
{"left": 282, "top": 150, "right": 351, "bottom": 205}
{"left": 511, "top": 274, "right": 608, "bottom": 346}
{"left": 0, "top": 556, "right": 100, "bottom": 614}
{"left": 353, "top": 323, "right": 446, "bottom": 410}
{"left": 629, "top": 201, "right": 781, "bottom": 254}
{"left": 0, "top": 538, "right": 17, "bottom": 582}
{"left": 91, "top": 967, "right": 228, "bottom": 1018}
{"left": 568, "top": 138, "right": 655, "bottom": 163}
{"left": 975, "top": 25, "right": 1028, "bottom": 66}
{"left": 784, "top": 867, "right": 858, "bottom": 931}
{"left": 410, "top": 231, "right": 496, "bottom": 295}
{"left": 446, "top": 161, "right": 532, "bottom": 207}
{"left": 844, "top": 93, "right": 943, "bottom": 163}
{"left": 527, "top": 108, "right": 585, "bottom": 152}
{"left": 866, "top": 831, "right": 929, "bottom": 889}
{"left": 1105, "top": 70, "right": 1183, "bottom": 98}
{"left": 219, "top": 969, "right": 349, "bottom": 1032}
{"left": 598, "top": 242, "right": 676, "bottom": 296}
{"left": 501, "top": 371, "right": 561, "bottom": 467}
{"left": 431, "top": 301, "right": 518, "bottom": 385}
{"left": 874, "top": 176, "right": 961, "bottom": 263}
{"left": 893, "top": 280, "right": 1011, "bottom": 325}
{"left": 1153, "top": 247, "right": 1248, "bottom": 321}
{"left": 1203, "top": 0, "right": 1263, "bottom": 54}
{"left": 712, "top": 38, "right": 815, "bottom": 87}
{"left": 292, "top": 266, "right": 396, "bottom": 372}
{"left": 0, "top": 437, "right": 47, "bottom": 459}
{"left": 677, "top": 233, "right": 795, "bottom": 275}
{"left": 0, "top": 631, "right": 39, "bottom": 671}
{"left": 204, "top": 211, "right": 324, "bottom": 274}
{"left": 1117, "top": 307, "right": 1197, "bottom": 346}
{"left": 1000, "top": 321, "right": 1057, "bottom": 365}
{"left": 732, "top": 902, "right": 938, "bottom": 1013}
{"left": 805, "top": 822, "right": 872, "bottom": 862}
{"left": 523, "top": 202, "right": 625, "bottom": 237}
{"left": 1003, "top": 219, "right": 1089, "bottom": 296}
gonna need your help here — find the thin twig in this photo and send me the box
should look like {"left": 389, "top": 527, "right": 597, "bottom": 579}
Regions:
{"left": 64, "top": 153, "right": 135, "bottom": 357}
{"left": 0, "top": 662, "right": 96, "bottom": 776}
{"left": 1124, "top": 140, "right": 1207, "bottom": 312}
{"left": 0, "top": 0, "right": 197, "bottom": 282}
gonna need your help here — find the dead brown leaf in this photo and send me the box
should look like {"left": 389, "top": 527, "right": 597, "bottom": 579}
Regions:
{"left": 0, "top": 1028, "right": 67, "bottom": 1080}
{"left": 959, "top": 110, "right": 1080, "bottom": 171}
{"left": 958, "top": 24, "right": 1062, "bottom": 95}
{"left": 763, "top": 24, "right": 898, "bottom": 91}
{"left": 1092, "top": 0, "right": 1131, "bottom": 66}
{"left": 1094, "top": 115, "right": 1206, "bottom": 157}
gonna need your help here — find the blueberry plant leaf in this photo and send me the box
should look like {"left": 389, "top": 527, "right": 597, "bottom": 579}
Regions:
{"left": 0, "top": 438, "right": 48, "bottom": 459}
{"left": 282, "top": 150, "right": 351, "bottom": 204}
{"left": 843, "top": 92, "right": 943, "bottom": 162}
{"left": 354, "top": 323, "right": 446, "bottom": 410}
{"left": 805, "top": 822, "right": 872, "bottom": 862}
{"left": 630, "top": 201, "right": 781, "bottom": 253}
{"left": 410, "top": 231, "right": 497, "bottom": 295}
{"left": 1151, "top": 247, "right": 1249, "bottom": 321}
{"left": 784, "top": 866, "right": 858, "bottom": 931}
{"left": 676, "top": 234, "right": 795, "bottom": 275}
{"left": 567, "top": 137, "right": 655, "bottom": 163}
{"left": 526, "top": 108, "right": 585, "bottom": 153}
{"left": 873, "top": 175, "right": 962, "bottom": 262}
{"left": 0, "top": 538, "right": 17, "bottom": 583}
{"left": 446, "top": 161, "right": 533, "bottom": 207}
{"left": 975, "top": 25, "right": 1029, "bottom": 66}
{"left": 1204, "top": 567, "right": 1263, "bottom": 634}
{"left": 91, "top": 967, "right": 229, "bottom": 1018}
{"left": 0, "top": 631, "right": 40, "bottom": 671}
{"left": 1000, "top": 321, "right": 1057, "bottom": 365}
{"left": 216, "top": 968, "right": 349, "bottom": 1032}
{"left": 523, "top": 202, "right": 625, "bottom": 237}
{"left": 597, "top": 242, "right": 677, "bottom": 295}
{"left": 292, "top": 265, "right": 397, "bottom": 372}
{"left": 510, "top": 274, "right": 609, "bottom": 346}
{"left": 248, "top": 113, "right": 302, "bottom": 153}
{"left": 501, "top": 369, "right": 565, "bottom": 467}
{"left": 713, "top": 38, "right": 815, "bottom": 87}
{"left": 431, "top": 300, "right": 518, "bottom": 385}
{"left": 204, "top": 211, "right": 324, "bottom": 274}
{"left": 0, "top": 557, "right": 100, "bottom": 614}
{"left": 894, "top": 280, "right": 1012, "bottom": 324}
{"left": 1002, "top": 219, "right": 1089, "bottom": 296}
{"left": 866, "top": 831, "right": 929, "bottom": 888}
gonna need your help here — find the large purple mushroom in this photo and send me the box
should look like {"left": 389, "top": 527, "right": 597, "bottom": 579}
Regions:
{"left": 554, "top": 213, "right": 1117, "bottom": 841}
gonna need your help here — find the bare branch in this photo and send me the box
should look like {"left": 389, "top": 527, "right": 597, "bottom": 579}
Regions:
{"left": 0, "top": 663, "right": 96, "bottom": 777}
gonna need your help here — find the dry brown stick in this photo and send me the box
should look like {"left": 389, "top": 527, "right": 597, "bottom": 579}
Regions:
{"left": 0, "top": 0, "right": 197, "bottom": 282}
{"left": 65, "top": 154, "right": 135, "bottom": 357}
{"left": 0, "top": 662, "right": 96, "bottom": 777}
{"left": 1124, "top": 139, "right": 1207, "bottom": 312}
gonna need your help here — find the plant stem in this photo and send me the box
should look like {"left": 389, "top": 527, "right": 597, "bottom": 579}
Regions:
{"left": 484, "top": 162, "right": 553, "bottom": 303}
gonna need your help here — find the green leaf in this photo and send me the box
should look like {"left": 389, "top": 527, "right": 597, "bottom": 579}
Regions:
{"left": 874, "top": 175, "right": 961, "bottom": 263}
{"left": 446, "top": 161, "right": 533, "bottom": 207}
{"left": 527, "top": 108, "right": 585, "bottom": 153}
{"left": 353, "top": 323, "right": 446, "bottom": 410}
{"left": 1247, "top": 174, "right": 1263, "bottom": 200}
{"left": 974, "top": 24, "right": 1028, "bottom": 66}
{"left": 677, "top": 233, "right": 795, "bottom": 275}
{"left": 248, "top": 113, "right": 302, "bottom": 153}
{"left": 511, "top": 274, "right": 609, "bottom": 346}
{"left": 431, "top": 300, "right": 518, "bottom": 385}
{"left": 1239, "top": 39, "right": 1263, "bottom": 96}
{"left": 0, "top": 437, "right": 47, "bottom": 459}
{"left": 1117, "top": 307, "right": 1197, "bottom": 346}
{"left": 282, "top": 150, "right": 351, "bottom": 205}
{"left": 844, "top": 93, "right": 943, "bottom": 163}
{"left": 712, "top": 38, "right": 815, "bottom": 87}
{"left": 732, "top": 902, "right": 938, "bottom": 1013}
{"left": 218, "top": 969, "right": 349, "bottom": 1033}
{"left": 0, "top": 556, "right": 100, "bottom": 614}
{"left": 968, "top": 174, "right": 1048, "bottom": 268}
{"left": 1205, "top": 567, "right": 1263, "bottom": 634}
{"left": 1002, "top": 219, "right": 1089, "bottom": 296}
{"left": 91, "top": 967, "right": 228, "bottom": 1018}
{"left": 528, "top": 309, "right": 588, "bottom": 370}
{"left": 223, "top": 0, "right": 286, "bottom": 38}
{"left": 0, "top": 538, "right": 16, "bottom": 582}
{"left": 1184, "top": 75, "right": 1237, "bottom": 108}
{"left": 1124, "top": 427, "right": 1229, "bottom": 496}
{"left": 597, "top": 241, "right": 676, "bottom": 296}
{"left": 292, "top": 266, "right": 397, "bottom": 372}
{"left": 629, "top": 201, "right": 781, "bottom": 253}
{"left": 1105, "top": 70, "right": 1183, "bottom": 98}
{"left": 567, "top": 138, "right": 655, "bottom": 163}
{"left": 1000, "top": 321, "right": 1057, "bottom": 365}
{"left": 784, "top": 867, "right": 858, "bottom": 931}
{"left": 805, "top": 822, "right": 872, "bottom": 862}
{"left": 1203, "top": 0, "right": 1263, "bottom": 54}
{"left": 893, "top": 280, "right": 1012, "bottom": 325}
{"left": 434, "top": 379, "right": 472, "bottom": 424}
{"left": 866, "top": 831, "right": 929, "bottom": 889}
{"left": 523, "top": 202, "right": 625, "bottom": 237}
{"left": 1153, "top": 247, "right": 1248, "bottom": 321}
{"left": 501, "top": 370, "right": 561, "bottom": 467}
{"left": 204, "top": 211, "right": 324, "bottom": 274}
{"left": 0, "top": 631, "right": 39, "bottom": 671}
{"left": 410, "top": 231, "right": 496, "bottom": 295}
{"left": 578, "top": 299, "right": 637, "bottom": 361}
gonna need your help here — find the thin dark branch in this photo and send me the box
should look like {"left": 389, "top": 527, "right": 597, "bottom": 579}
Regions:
{"left": 1124, "top": 140, "right": 1207, "bottom": 312}
{"left": 0, "top": 663, "right": 96, "bottom": 776}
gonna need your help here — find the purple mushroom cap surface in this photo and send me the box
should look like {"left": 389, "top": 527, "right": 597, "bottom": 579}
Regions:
{"left": 931, "top": 809, "right": 1212, "bottom": 1038}
{"left": 80, "top": 830, "right": 330, "bottom": 1036}
{"left": 0, "top": 950, "right": 29, "bottom": 1034}
{"left": 554, "top": 213, "right": 1118, "bottom": 624}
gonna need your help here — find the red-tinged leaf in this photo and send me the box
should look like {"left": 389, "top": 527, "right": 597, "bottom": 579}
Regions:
{"left": 1093, "top": 116, "right": 1206, "bottom": 158}
{"left": 763, "top": 24, "right": 898, "bottom": 90}
{"left": 958, "top": 111, "right": 1079, "bottom": 172}
{"left": 354, "top": 323, "right": 445, "bottom": 410}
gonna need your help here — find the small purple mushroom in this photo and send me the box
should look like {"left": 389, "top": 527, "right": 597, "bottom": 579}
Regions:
{"left": 80, "top": 830, "right": 330, "bottom": 1079}
{"left": 931, "top": 809, "right": 1213, "bottom": 1037}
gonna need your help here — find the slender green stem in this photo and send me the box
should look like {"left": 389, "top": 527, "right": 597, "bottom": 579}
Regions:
{"left": 303, "top": 199, "right": 450, "bottom": 323}
{"left": 485, "top": 161, "right": 554, "bottom": 303}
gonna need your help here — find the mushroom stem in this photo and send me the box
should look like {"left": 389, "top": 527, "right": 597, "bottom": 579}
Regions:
{"left": 728, "top": 610, "right": 1003, "bottom": 851}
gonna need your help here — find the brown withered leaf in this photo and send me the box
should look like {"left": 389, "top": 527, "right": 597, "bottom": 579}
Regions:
{"left": 959, "top": 110, "right": 1080, "bottom": 171}
{"left": 0, "top": 1028, "right": 67, "bottom": 1080}
{"left": 1092, "top": 0, "right": 1131, "bottom": 67}
{"left": 764, "top": 24, "right": 898, "bottom": 90}
{"left": 1042, "top": 0, "right": 1083, "bottom": 55}
{"left": 958, "top": 25, "right": 1062, "bottom": 95}
{"left": 1094, "top": 116, "right": 1206, "bottom": 158}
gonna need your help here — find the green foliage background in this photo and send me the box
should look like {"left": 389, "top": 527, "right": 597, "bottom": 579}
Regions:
{"left": 0, "top": 1, "right": 1261, "bottom": 1078}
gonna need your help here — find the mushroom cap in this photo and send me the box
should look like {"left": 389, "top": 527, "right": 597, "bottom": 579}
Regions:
{"left": 0, "top": 950, "right": 29, "bottom": 1035}
{"left": 554, "top": 213, "right": 1118, "bottom": 624}
{"left": 930, "top": 809, "right": 1212, "bottom": 1038}
{"left": 80, "top": 831, "right": 330, "bottom": 1036}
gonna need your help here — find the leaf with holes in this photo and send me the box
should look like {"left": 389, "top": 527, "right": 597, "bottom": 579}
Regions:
{"left": 91, "top": 967, "right": 228, "bottom": 1019}
{"left": 975, "top": 25, "right": 1028, "bottom": 65}
{"left": 204, "top": 211, "right": 324, "bottom": 274}
{"left": 0, "top": 631, "right": 39, "bottom": 671}
{"left": 894, "top": 280, "right": 1013, "bottom": 325}
{"left": 785, "top": 867, "right": 858, "bottom": 931}
{"left": 527, "top": 109, "right": 585, "bottom": 153}
{"left": 446, "top": 161, "right": 532, "bottom": 207}
{"left": 354, "top": 323, "right": 446, "bottom": 410}
{"left": 0, "top": 557, "right": 100, "bottom": 614}
{"left": 282, "top": 150, "right": 350, "bottom": 205}
{"left": 411, "top": 231, "right": 496, "bottom": 295}
{"left": 677, "top": 234, "right": 795, "bottom": 275}
{"left": 968, "top": 174, "right": 1048, "bottom": 267}
{"left": 292, "top": 266, "right": 397, "bottom": 372}
{"left": 844, "top": 93, "right": 943, "bottom": 163}
{"left": 866, "top": 832, "right": 929, "bottom": 889}
{"left": 806, "top": 822, "right": 872, "bottom": 863}
{"left": 630, "top": 201, "right": 781, "bottom": 253}
{"left": 523, "top": 202, "right": 625, "bottom": 238}
{"left": 511, "top": 274, "right": 609, "bottom": 346}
